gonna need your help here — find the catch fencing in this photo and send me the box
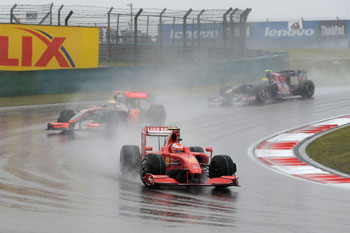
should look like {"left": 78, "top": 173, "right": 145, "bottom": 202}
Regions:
{"left": 1, "top": 4, "right": 252, "bottom": 64}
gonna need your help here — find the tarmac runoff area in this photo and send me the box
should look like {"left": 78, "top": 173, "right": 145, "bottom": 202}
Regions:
{"left": 250, "top": 115, "right": 350, "bottom": 190}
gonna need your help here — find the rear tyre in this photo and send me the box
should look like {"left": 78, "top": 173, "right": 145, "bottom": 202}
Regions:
{"left": 189, "top": 146, "right": 204, "bottom": 153}
{"left": 219, "top": 86, "right": 233, "bottom": 106}
{"left": 147, "top": 105, "right": 166, "bottom": 125}
{"left": 57, "top": 109, "right": 75, "bottom": 122}
{"left": 300, "top": 80, "right": 315, "bottom": 98}
{"left": 140, "top": 154, "right": 166, "bottom": 185}
{"left": 120, "top": 145, "right": 141, "bottom": 174}
{"left": 254, "top": 85, "right": 268, "bottom": 104}
{"left": 209, "top": 155, "right": 236, "bottom": 178}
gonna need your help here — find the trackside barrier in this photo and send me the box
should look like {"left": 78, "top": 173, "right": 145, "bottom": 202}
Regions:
{"left": 0, "top": 53, "right": 288, "bottom": 97}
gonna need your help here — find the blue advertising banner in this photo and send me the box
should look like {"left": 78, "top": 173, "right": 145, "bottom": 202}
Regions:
{"left": 160, "top": 23, "right": 224, "bottom": 42}
{"left": 250, "top": 20, "right": 318, "bottom": 40}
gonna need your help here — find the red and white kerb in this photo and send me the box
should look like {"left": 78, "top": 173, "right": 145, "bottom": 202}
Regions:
{"left": 254, "top": 115, "right": 350, "bottom": 189}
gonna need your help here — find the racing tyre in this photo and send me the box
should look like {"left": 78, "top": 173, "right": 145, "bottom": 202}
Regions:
{"left": 147, "top": 105, "right": 166, "bottom": 125}
{"left": 219, "top": 86, "right": 233, "bottom": 106}
{"left": 300, "top": 80, "right": 315, "bottom": 98}
{"left": 254, "top": 85, "right": 268, "bottom": 104}
{"left": 209, "top": 155, "right": 236, "bottom": 178}
{"left": 189, "top": 146, "right": 204, "bottom": 153}
{"left": 120, "top": 145, "right": 141, "bottom": 174}
{"left": 140, "top": 154, "right": 166, "bottom": 185}
{"left": 57, "top": 109, "right": 75, "bottom": 122}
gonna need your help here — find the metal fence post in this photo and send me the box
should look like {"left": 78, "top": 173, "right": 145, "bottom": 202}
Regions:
{"left": 172, "top": 17, "right": 175, "bottom": 46}
{"left": 159, "top": 8, "right": 166, "bottom": 62}
{"left": 146, "top": 15, "right": 149, "bottom": 41}
{"left": 107, "top": 7, "right": 113, "bottom": 62}
{"left": 240, "top": 8, "right": 252, "bottom": 56}
{"left": 58, "top": 5, "right": 64, "bottom": 26}
{"left": 183, "top": 9, "right": 192, "bottom": 58}
{"left": 230, "top": 8, "right": 238, "bottom": 49}
{"left": 39, "top": 3, "right": 53, "bottom": 25}
{"left": 65, "top": 10, "right": 73, "bottom": 26}
{"left": 116, "top": 14, "right": 120, "bottom": 44}
{"left": 49, "top": 3, "right": 53, "bottom": 25}
{"left": 10, "top": 4, "right": 17, "bottom": 24}
{"left": 213, "top": 21, "right": 216, "bottom": 47}
{"left": 134, "top": 8, "right": 143, "bottom": 65}
{"left": 223, "top": 7, "right": 232, "bottom": 49}
{"left": 197, "top": 9, "right": 205, "bottom": 47}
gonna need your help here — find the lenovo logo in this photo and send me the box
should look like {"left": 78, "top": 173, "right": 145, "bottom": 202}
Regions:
{"left": 264, "top": 27, "right": 315, "bottom": 37}
{"left": 169, "top": 30, "right": 220, "bottom": 39}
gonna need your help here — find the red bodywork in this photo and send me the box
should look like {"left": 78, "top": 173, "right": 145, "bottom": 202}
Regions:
{"left": 47, "top": 91, "right": 150, "bottom": 132}
{"left": 141, "top": 126, "right": 239, "bottom": 187}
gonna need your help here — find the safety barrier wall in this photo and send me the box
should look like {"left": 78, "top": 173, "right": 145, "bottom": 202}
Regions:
{"left": 0, "top": 53, "right": 289, "bottom": 97}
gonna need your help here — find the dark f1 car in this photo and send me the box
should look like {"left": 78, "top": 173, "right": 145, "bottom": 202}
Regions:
{"left": 213, "top": 70, "right": 315, "bottom": 105}
{"left": 47, "top": 91, "right": 166, "bottom": 132}
{"left": 120, "top": 126, "right": 239, "bottom": 188}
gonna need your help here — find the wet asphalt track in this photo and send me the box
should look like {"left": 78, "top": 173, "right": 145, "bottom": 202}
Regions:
{"left": 0, "top": 86, "right": 350, "bottom": 233}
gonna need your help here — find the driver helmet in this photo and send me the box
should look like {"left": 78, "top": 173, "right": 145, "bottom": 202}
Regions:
{"left": 116, "top": 94, "right": 127, "bottom": 104}
{"left": 265, "top": 70, "right": 273, "bottom": 79}
{"left": 171, "top": 143, "right": 184, "bottom": 153}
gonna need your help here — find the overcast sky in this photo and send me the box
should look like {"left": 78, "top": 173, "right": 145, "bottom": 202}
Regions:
{"left": 6, "top": 0, "right": 350, "bottom": 21}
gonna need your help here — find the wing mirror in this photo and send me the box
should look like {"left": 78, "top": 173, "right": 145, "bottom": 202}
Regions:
{"left": 206, "top": 147, "right": 213, "bottom": 159}
{"left": 145, "top": 146, "right": 153, "bottom": 151}
{"left": 205, "top": 147, "right": 212, "bottom": 152}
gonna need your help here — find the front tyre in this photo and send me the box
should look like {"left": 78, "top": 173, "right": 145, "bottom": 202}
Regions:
{"left": 57, "top": 109, "right": 75, "bottom": 122}
{"left": 209, "top": 155, "right": 236, "bottom": 178}
{"left": 140, "top": 154, "right": 166, "bottom": 186}
{"left": 254, "top": 85, "right": 268, "bottom": 104}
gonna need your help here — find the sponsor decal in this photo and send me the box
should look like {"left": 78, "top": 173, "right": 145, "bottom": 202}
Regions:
{"left": 318, "top": 20, "right": 347, "bottom": 39}
{"left": 160, "top": 23, "right": 223, "bottom": 42}
{"left": 264, "top": 27, "right": 314, "bottom": 37}
{"left": 250, "top": 21, "right": 317, "bottom": 40}
{"left": 0, "top": 28, "right": 75, "bottom": 68}
{"left": 0, "top": 24, "right": 99, "bottom": 71}
{"left": 168, "top": 29, "right": 220, "bottom": 39}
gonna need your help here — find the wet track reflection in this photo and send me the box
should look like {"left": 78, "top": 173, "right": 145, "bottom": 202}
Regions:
{"left": 0, "top": 87, "right": 350, "bottom": 233}
{"left": 118, "top": 180, "right": 237, "bottom": 227}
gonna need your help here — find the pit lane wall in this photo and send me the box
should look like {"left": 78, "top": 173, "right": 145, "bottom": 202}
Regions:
{"left": 0, "top": 53, "right": 288, "bottom": 96}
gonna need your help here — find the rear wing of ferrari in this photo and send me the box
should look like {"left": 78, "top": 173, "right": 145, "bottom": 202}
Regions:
{"left": 143, "top": 126, "right": 178, "bottom": 136}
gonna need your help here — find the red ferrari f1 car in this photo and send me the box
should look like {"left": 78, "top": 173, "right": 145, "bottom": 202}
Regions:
{"left": 47, "top": 91, "right": 166, "bottom": 132}
{"left": 210, "top": 70, "right": 315, "bottom": 105}
{"left": 120, "top": 126, "right": 239, "bottom": 188}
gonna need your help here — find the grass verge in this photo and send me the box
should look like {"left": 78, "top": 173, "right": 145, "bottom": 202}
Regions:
{"left": 306, "top": 126, "right": 350, "bottom": 175}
